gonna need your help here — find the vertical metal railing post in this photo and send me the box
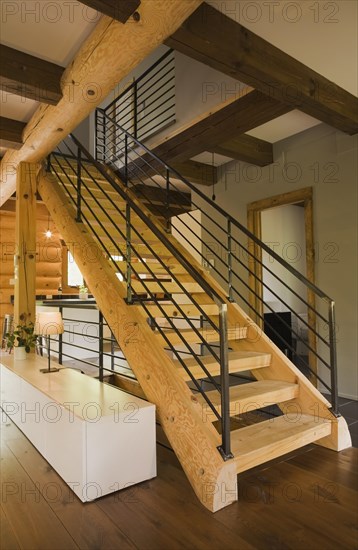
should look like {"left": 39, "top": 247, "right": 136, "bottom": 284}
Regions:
{"left": 124, "top": 134, "right": 128, "bottom": 184}
{"left": 328, "top": 300, "right": 339, "bottom": 416}
{"left": 58, "top": 306, "right": 63, "bottom": 365}
{"left": 75, "top": 146, "right": 82, "bottom": 222}
{"left": 126, "top": 203, "right": 132, "bottom": 304}
{"left": 165, "top": 168, "right": 171, "bottom": 233}
{"left": 99, "top": 311, "right": 104, "bottom": 382}
{"left": 124, "top": 134, "right": 132, "bottom": 304}
{"left": 227, "top": 219, "right": 234, "bottom": 302}
{"left": 110, "top": 331, "right": 115, "bottom": 371}
{"left": 217, "top": 302, "right": 233, "bottom": 460}
{"left": 133, "top": 81, "right": 138, "bottom": 139}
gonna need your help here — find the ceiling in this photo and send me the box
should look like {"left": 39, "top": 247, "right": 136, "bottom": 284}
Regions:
{"left": 0, "top": 1, "right": 356, "bottom": 164}
{"left": 0, "top": 1, "right": 100, "bottom": 124}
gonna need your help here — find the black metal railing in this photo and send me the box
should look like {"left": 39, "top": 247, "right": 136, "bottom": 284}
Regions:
{"left": 48, "top": 135, "right": 233, "bottom": 460}
{"left": 96, "top": 48, "right": 175, "bottom": 155}
{"left": 38, "top": 304, "right": 133, "bottom": 381}
{"left": 94, "top": 113, "right": 340, "bottom": 416}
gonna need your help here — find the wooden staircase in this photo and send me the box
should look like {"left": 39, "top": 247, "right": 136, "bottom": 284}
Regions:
{"left": 39, "top": 152, "right": 351, "bottom": 513}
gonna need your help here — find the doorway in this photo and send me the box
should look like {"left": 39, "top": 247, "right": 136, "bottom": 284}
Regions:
{"left": 247, "top": 187, "right": 316, "bottom": 378}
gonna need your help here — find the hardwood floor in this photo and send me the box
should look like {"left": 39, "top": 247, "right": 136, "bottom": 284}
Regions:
{"left": 1, "top": 413, "right": 357, "bottom": 550}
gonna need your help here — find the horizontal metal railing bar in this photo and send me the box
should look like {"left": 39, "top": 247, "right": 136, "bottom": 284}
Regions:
{"left": 51, "top": 150, "right": 225, "bottom": 383}
{"left": 104, "top": 48, "right": 174, "bottom": 112}
{"left": 229, "top": 253, "right": 329, "bottom": 344}
{"left": 53, "top": 149, "right": 220, "bottom": 342}
{"left": 97, "top": 135, "right": 328, "bottom": 367}
{"left": 51, "top": 155, "right": 224, "bottom": 415}
{"left": 138, "top": 109, "right": 176, "bottom": 139}
{"left": 137, "top": 101, "right": 176, "bottom": 132}
{"left": 57, "top": 148, "right": 328, "bottom": 381}
{"left": 136, "top": 83, "right": 175, "bottom": 120}
{"left": 50, "top": 154, "right": 128, "bottom": 279}
{"left": 135, "top": 60, "right": 175, "bottom": 96}
{"left": 98, "top": 112, "right": 332, "bottom": 303}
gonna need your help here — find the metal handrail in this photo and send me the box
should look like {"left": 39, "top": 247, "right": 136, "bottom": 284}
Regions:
{"left": 48, "top": 135, "right": 234, "bottom": 458}
{"left": 100, "top": 111, "right": 331, "bottom": 301}
{"left": 102, "top": 48, "right": 175, "bottom": 143}
{"left": 95, "top": 109, "right": 339, "bottom": 416}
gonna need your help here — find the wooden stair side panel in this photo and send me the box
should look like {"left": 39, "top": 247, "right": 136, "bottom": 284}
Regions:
{"left": 38, "top": 169, "right": 237, "bottom": 513}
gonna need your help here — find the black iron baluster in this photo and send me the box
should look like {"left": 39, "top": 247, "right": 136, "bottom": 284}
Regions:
{"left": 133, "top": 81, "right": 138, "bottom": 139}
{"left": 126, "top": 203, "right": 132, "bottom": 304}
{"left": 329, "top": 301, "right": 339, "bottom": 416}
{"left": 227, "top": 219, "right": 234, "bottom": 302}
{"left": 124, "top": 134, "right": 128, "bottom": 184}
{"left": 75, "top": 146, "right": 82, "bottom": 222}
{"left": 165, "top": 168, "right": 171, "bottom": 233}
{"left": 59, "top": 306, "right": 63, "bottom": 365}
{"left": 217, "top": 302, "right": 233, "bottom": 460}
{"left": 99, "top": 311, "right": 104, "bottom": 382}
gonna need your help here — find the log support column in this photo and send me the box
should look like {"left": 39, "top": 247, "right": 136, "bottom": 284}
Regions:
{"left": 14, "top": 162, "right": 37, "bottom": 325}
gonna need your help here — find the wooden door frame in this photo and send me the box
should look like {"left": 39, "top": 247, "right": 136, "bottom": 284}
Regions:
{"left": 247, "top": 187, "right": 317, "bottom": 379}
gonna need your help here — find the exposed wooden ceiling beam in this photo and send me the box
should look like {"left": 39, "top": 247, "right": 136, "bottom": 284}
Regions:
{"left": 0, "top": 117, "right": 26, "bottom": 150}
{"left": 79, "top": 1, "right": 140, "bottom": 23}
{"left": 166, "top": 3, "right": 358, "bottom": 135}
{"left": 0, "top": 45, "right": 64, "bottom": 105}
{"left": 0, "top": 0, "right": 202, "bottom": 207}
{"left": 208, "top": 134, "right": 273, "bottom": 166}
{"left": 137, "top": 90, "right": 291, "bottom": 172}
{"left": 171, "top": 160, "right": 217, "bottom": 186}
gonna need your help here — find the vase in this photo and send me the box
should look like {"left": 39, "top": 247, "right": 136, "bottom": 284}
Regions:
{"left": 79, "top": 292, "right": 88, "bottom": 300}
{"left": 14, "top": 347, "right": 27, "bottom": 360}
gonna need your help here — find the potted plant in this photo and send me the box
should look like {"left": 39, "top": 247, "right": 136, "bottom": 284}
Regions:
{"left": 5, "top": 313, "right": 38, "bottom": 360}
{"left": 78, "top": 283, "right": 88, "bottom": 300}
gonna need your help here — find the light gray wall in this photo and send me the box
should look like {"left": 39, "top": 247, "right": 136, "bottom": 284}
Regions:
{"left": 193, "top": 123, "right": 358, "bottom": 399}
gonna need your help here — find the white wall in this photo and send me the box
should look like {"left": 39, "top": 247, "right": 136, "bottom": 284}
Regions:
{"left": 261, "top": 204, "right": 306, "bottom": 313}
{"left": 193, "top": 123, "right": 358, "bottom": 399}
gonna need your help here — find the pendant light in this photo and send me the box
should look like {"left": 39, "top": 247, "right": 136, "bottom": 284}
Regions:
{"left": 45, "top": 212, "right": 52, "bottom": 238}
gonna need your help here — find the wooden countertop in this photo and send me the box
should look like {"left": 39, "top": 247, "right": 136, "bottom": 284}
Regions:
{"left": 0, "top": 352, "right": 153, "bottom": 420}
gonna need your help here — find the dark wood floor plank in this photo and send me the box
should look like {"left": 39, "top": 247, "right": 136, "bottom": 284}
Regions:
{"left": 1, "top": 412, "right": 357, "bottom": 550}
{"left": 0, "top": 442, "right": 79, "bottom": 550}
{"left": 5, "top": 437, "right": 138, "bottom": 550}
{"left": 289, "top": 446, "right": 358, "bottom": 490}
{"left": 0, "top": 505, "right": 21, "bottom": 550}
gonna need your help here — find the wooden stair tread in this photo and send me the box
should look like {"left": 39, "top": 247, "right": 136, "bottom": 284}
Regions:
{"left": 177, "top": 350, "right": 270, "bottom": 380}
{"left": 158, "top": 326, "right": 247, "bottom": 346}
{"left": 196, "top": 380, "right": 299, "bottom": 417}
{"left": 232, "top": 413, "right": 332, "bottom": 473}
{"left": 139, "top": 303, "right": 219, "bottom": 318}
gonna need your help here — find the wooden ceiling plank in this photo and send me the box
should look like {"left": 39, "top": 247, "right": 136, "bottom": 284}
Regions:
{"left": 166, "top": 3, "right": 358, "bottom": 135}
{"left": 208, "top": 134, "right": 273, "bottom": 166}
{"left": 79, "top": 1, "right": 141, "bottom": 23}
{"left": 0, "top": 45, "right": 64, "bottom": 105}
{"left": 0, "top": 116, "right": 26, "bottom": 150}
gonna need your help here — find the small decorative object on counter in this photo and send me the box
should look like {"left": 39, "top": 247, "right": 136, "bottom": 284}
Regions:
{"left": 5, "top": 313, "right": 38, "bottom": 360}
{"left": 78, "top": 283, "right": 88, "bottom": 300}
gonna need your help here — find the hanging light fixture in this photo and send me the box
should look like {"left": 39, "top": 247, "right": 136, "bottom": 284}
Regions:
{"left": 211, "top": 152, "right": 216, "bottom": 201}
{"left": 45, "top": 212, "right": 52, "bottom": 238}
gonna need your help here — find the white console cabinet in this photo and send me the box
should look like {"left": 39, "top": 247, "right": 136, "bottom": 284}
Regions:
{"left": 0, "top": 354, "right": 156, "bottom": 502}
